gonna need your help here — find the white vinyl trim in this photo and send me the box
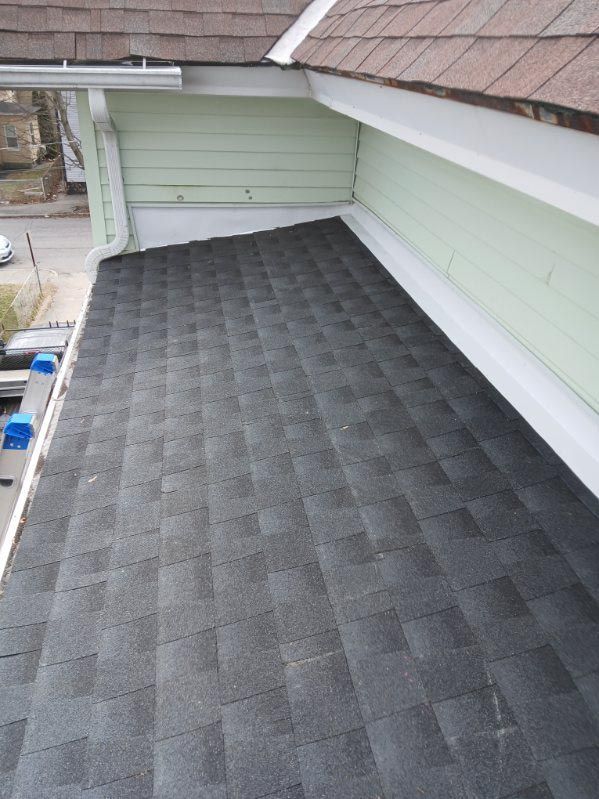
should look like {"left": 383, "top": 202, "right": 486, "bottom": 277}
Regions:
{"left": 266, "top": 0, "right": 339, "bottom": 66}
{"left": 181, "top": 66, "right": 309, "bottom": 97}
{"left": 307, "top": 71, "right": 599, "bottom": 227}
{"left": 344, "top": 201, "right": 599, "bottom": 498}
{"left": 130, "top": 202, "right": 352, "bottom": 250}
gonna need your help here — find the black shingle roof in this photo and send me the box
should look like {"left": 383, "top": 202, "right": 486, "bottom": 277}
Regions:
{"left": 1, "top": 217, "right": 598, "bottom": 798}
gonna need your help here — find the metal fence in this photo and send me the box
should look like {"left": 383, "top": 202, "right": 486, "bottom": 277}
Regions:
{"left": 0, "top": 268, "right": 43, "bottom": 336}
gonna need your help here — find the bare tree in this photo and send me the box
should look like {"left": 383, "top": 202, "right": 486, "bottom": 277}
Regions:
{"left": 0, "top": 90, "right": 84, "bottom": 171}
{"left": 47, "top": 91, "right": 84, "bottom": 170}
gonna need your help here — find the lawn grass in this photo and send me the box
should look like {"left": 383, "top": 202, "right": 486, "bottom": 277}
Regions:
{"left": 1, "top": 164, "right": 50, "bottom": 181}
{"left": 0, "top": 161, "right": 59, "bottom": 203}
{"left": 0, "top": 285, "right": 20, "bottom": 317}
{"left": 0, "top": 284, "right": 22, "bottom": 333}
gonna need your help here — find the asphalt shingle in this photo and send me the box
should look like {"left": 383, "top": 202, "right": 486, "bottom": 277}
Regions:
{"left": 1, "top": 218, "right": 598, "bottom": 797}
{"left": 293, "top": 1, "right": 599, "bottom": 124}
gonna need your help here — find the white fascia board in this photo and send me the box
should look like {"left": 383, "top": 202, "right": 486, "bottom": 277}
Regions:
{"left": 0, "top": 64, "right": 182, "bottom": 91}
{"left": 266, "top": 0, "right": 339, "bottom": 66}
{"left": 308, "top": 71, "right": 599, "bottom": 227}
{"left": 181, "top": 66, "right": 309, "bottom": 97}
{"left": 129, "top": 202, "right": 351, "bottom": 250}
{"left": 345, "top": 202, "right": 599, "bottom": 498}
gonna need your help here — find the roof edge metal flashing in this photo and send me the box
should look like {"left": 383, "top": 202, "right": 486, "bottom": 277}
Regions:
{"left": 0, "top": 63, "right": 182, "bottom": 90}
{"left": 84, "top": 88, "right": 130, "bottom": 278}
{"left": 266, "top": 0, "right": 338, "bottom": 66}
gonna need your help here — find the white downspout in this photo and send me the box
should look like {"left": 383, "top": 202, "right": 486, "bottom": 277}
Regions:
{"left": 84, "top": 88, "right": 129, "bottom": 280}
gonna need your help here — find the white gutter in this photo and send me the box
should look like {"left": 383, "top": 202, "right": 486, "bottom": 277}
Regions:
{"left": 266, "top": 0, "right": 338, "bottom": 65}
{"left": 84, "top": 88, "right": 129, "bottom": 278}
{"left": 0, "top": 63, "right": 182, "bottom": 90}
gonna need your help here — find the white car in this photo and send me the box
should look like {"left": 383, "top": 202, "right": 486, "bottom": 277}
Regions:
{"left": 0, "top": 235, "right": 13, "bottom": 265}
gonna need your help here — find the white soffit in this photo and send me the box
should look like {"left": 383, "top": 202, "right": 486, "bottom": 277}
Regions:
{"left": 266, "top": 0, "right": 339, "bottom": 66}
{"left": 181, "top": 66, "right": 309, "bottom": 97}
{"left": 308, "top": 71, "right": 599, "bottom": 227}
{"left": 346, "top": 202, "right": 599, "bottom": 498}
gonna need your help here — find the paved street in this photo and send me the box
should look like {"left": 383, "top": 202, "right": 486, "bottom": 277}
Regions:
{"left": 0, "top": 215, "right": 92, "bottom": 275}
{"left": 0, "top": 215, "right": 92, "bottom": 324}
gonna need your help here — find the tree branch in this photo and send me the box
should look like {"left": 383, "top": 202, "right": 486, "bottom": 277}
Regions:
{"left": 48, "top": 90, "right": 84, "bottom": 170}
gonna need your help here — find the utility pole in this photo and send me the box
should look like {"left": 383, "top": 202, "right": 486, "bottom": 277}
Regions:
{"left": 25, "top": 231, "right": 42, "bottom": 294}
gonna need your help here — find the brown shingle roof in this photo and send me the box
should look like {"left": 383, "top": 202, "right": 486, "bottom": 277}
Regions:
{"left": 292, "top": 0, "right": 599, "bottom": 121}
{"left": 0, "top": 0, "right": 311, "bottom": 64}
{"left": 0, "top": 0, "right": 597, "bottom": 128}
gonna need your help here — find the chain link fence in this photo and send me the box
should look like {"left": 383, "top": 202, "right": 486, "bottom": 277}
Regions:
{"left": 0, "top": 268, "right": 43, "bottom": 336}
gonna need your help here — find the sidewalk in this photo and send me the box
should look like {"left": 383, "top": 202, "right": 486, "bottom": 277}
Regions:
{"left": 0, "top": 194, "right": 89, "bottom": 218}
{"left": 34, "top": 272, "right": 89, "bottom": 326}
{"left": 0, "top": 213, "right": 92, "bottom": 326}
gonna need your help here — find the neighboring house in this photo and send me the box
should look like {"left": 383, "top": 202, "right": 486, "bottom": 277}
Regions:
{"left": 0, "top": 89, "right": 43, "bottom": 169}
{"left": 60, "top": 90, "right": 86, "bottom": 190}
{"left": 0, "top": 3, "right": 598, "bottom": 799}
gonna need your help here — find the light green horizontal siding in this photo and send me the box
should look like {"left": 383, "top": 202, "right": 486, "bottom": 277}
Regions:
{"left": 97, "top": 149, "right": 355, "bottom": 171}
{"left": 354, "top": 125, "right": 599, "bottom": 412}
{"left": 99, "top": 168, "right": 353, "bottom": 189}
{"left": 107, "top": 132, "right": 356, "bottom": 154}
{"left": 86, "top": 92, "right": 357, "bottom": 253}
{"left": 102, "top": 185, "right": 351, "bottom": 205}
{"left": 76, "top": 91, "right": 107, "bottom": 248}
{"left": 107, "top": 94, "right": 350, "bottom": 118}
{"left": 109, "top": 113, "right": 353, "bottom": 137}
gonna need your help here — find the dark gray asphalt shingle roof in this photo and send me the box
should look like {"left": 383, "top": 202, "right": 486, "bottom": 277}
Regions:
{"left": 1, "top": 217, "right": 599, "bottom": 798}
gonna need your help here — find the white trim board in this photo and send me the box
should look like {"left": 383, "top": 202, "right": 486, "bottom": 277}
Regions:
{"left": 307, "top": 71, "right": 599, "bottom": 228}
{"left": 130, "top": 202, "right": 351, "bottom": 250}
{"left": 181, "top": 66, "right": 309, "bottom": 97}
{"left": 345, "top": 202, "right": 599, "bottom": 498}
{"left": 266, "top": 0, "right": 339, "bottom": 66}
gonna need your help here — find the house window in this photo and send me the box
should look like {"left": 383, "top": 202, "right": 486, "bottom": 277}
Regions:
{"left": 4, "top": 124, "right": 19, "bottom": 150}
{"left": 29, "top": 122, "right": 35, "bottom": 141}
